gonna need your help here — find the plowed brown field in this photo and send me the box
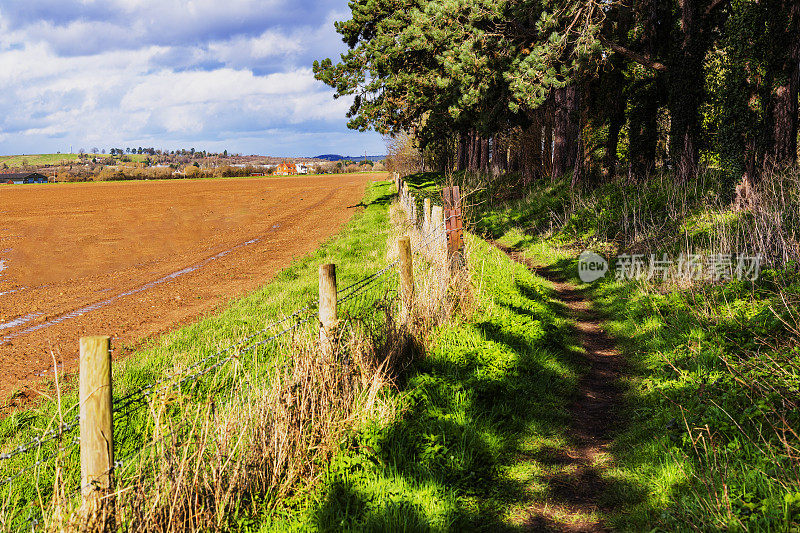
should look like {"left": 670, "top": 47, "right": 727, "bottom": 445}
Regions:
{"left": 0, "top": 173, "right": 380, "bottom": 403}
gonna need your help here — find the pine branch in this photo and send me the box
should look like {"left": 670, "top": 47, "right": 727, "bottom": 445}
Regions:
{"left": 599, "top": 36, "right": 668, "bottom": 72}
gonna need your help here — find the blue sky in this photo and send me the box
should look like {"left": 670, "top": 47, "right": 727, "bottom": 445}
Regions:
{"left": 0, "top": 0, "right": 384, "bottom": 156}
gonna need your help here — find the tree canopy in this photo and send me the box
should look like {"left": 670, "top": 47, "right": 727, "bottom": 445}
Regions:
{"left": 315, "top": 0, "right": 799, "bottom": 185}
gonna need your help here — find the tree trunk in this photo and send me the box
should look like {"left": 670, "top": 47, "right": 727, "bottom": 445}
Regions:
{"left": 770, "top": 0, "right": 800, "bottom": 168}
{"left": 467, "top": 130, "right": 475, "bottom": 171}
{"left": 668, "top": 0, "right": 711, "bottom": 183}
{"left": 629, "top": 79, "right": 660, "bottom": 181}
{"left": 480, "top": 137, "right": 490, "bottom": 171}
{"left": 456, "top": 131, "right": 468, "bottom": 171}
{"left": 543, "top": 115, "right": 553, "bottom": 178}
{"left": 471, "top": 131, "right": 481, "bottom": 171}
{"left": 552, "top": 86, "right": 579, "bottom": 179}
{"left": 494, "top": 136, "right": 508, "bottom": 173}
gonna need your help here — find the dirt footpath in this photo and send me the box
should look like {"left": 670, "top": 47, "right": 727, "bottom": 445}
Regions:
{"left": 495, "top": 243, "right": 626, "bottom": 532}
{"left": 0, "top": 173, "right": 381, "bottom": 403}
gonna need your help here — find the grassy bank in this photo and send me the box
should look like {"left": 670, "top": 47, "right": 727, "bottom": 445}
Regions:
{"left": 443, "top": 169, "right": 800, "bottom": 531}
{"left": 592, "top": 258, "right": 800, "bottom": 530}
{"left": 260, "top": 220, "right": 604, "bottom": 529}
{"left": 0, "top": 180, "right": 396, "bottom": 530}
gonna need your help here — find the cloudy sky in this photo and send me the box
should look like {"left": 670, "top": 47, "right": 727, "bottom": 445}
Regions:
{"left": 0, "top": 0, "right": 384, "bottom": 156}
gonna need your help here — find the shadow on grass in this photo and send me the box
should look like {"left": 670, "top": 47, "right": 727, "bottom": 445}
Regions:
{"left": 304, "top": 238, "right": 650, "bottom": 531}
{"left": 401, "top": 172, "right": 443, "bottom": 191}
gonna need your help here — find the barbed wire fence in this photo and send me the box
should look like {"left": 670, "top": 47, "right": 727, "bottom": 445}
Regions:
{"left": 0, "top": 172, "right": 465, "bottom": 532}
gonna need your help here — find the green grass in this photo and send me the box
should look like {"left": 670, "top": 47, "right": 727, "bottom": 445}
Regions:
{"left": 258, "top": 231, "right": 602, "bottom": 531}
{"left": 442, "top": 169, "right": 800, "bottom": 531}
{"left": 0, "top": 153, "right": 150, "bottom": 168}
{"left": 0, "top": 154, "right": 81, "bottom": 167}
{"left": 0, "top": 180, "right": 395, "bottom": 529}
{"left": 590, "top": 271, "right": 800, "bottom": 531}
{"left": 6, "top": 167, "right": 796, "bottom": 530}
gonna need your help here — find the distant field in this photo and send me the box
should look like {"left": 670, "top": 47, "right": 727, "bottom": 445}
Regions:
{"left": 0, "top": 172, "right": 383, "bottom": 400}
{"left": 0, "top": 153, "right": 147, "bottom": 167}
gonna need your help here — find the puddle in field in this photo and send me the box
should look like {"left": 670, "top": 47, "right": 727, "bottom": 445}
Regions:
{"left": 0, "top": 248, "right": 11, "bottom": 277}
{"left": 0, "top": 312, "right": 43, "bottom": 330}
{"left": 1, "top": 237, "right": 262, "bottom": 341}
{"left": 34, "top": 361, "right": 64, "bottom": 377}
{"left": 0, "top": 287, "right": 26, "bottom": 297}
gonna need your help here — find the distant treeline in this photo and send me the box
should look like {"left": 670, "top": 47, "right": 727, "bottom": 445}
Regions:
{"left": 52, "top": 160, "right": 385, "bottom": 182}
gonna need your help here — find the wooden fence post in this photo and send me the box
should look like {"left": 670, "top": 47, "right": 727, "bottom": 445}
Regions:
{"left": 398, "top": 237, "right": 414, "bottom": 324}
{"left": 409, "top": 194, "right": 416, "bottom": 225}
{"left": 443, "top": 186, "right": 465, "bottom": 268}
{"left": 319, "top": 264, "right": 338, "bottom": 359}
{"left": 431, "top": 205, "right": 445, "bottom": 260}
{"left": 423, "top": 198, "right": 431, "bottom": 246}
{"left": 80, "top": 335, "right": 114, "bottom": 517}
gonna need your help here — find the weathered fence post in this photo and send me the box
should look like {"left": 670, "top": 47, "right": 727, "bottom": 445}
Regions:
{"left": 398, "top": 237, "right": 414, "bottom": 324}
{"left": 79, "top": 335, "right": 114, "bottom": 519}
{"left": 397, "top": 179, "right": 402, "bottom": 204}
{"left": 409, "top": 194, "right": 416, "bottom": 225}
{"left": 422, "top": 197, "right": 431, "bottom": 258}
{"left": 443, "top": 186, "right": 465, "bottom": 269}
{"left": 431, "top": 205, "right": 445, "bottom": 260}
{"left": 423, "top": 197, "right": 431, "bottom": 236}
{"left": 319, "top": 264, "right": 338, "bottom": 359}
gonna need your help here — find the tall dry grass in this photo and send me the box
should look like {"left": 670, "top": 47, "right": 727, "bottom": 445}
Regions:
{"left": 388, "top": 200, "right": 474, "bottom": 332}
{"left": 34, "top": 195, "right": 471, "bottom": 532}
{"left": 45, "top": 316, "right": 413, "bottom": 531}
{"left": 534, "top": 166, "right": 800, "bottom": 274}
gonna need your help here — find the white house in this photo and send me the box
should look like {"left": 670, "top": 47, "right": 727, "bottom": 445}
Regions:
{"left": 295, "top": 163, "right": 308, "bottom": 174}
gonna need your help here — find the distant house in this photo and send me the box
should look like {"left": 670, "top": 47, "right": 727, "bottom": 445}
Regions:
{"left": 295, "top": 163, "right": 308, "bottom": 175}
{"left": 1, "top": 172, "right": 49, "bottom": 185}
{"left": 276, "top": 162, "right": 296, "bottom": 175}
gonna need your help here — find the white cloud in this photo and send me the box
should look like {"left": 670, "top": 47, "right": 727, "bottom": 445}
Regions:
{"left": 121, "top": 69, "right": 319, "bottom": 109}
{"left": 0, "top": 3, "right": 383, "bottom": 156}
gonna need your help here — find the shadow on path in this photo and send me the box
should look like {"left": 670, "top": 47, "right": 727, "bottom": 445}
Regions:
{"left": 303, "top": 237, "right": 645, "bottom": 532}
{"left": 493, "top": 242, "right": 627, "bottom": 533}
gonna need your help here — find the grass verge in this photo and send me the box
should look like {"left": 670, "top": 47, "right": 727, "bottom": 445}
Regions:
{"left": 452, "top": 168, "right": 800, "bottom": 531}
{"left": 262, "top": 230, "right": 594, "bottom": 531}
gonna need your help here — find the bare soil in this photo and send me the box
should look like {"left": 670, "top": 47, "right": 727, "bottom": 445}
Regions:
{"left": 496, "top": 244, "right": 626, "bottom": 532}
{"left": 0, "top": 173, "right": 381, "bottom": 404}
